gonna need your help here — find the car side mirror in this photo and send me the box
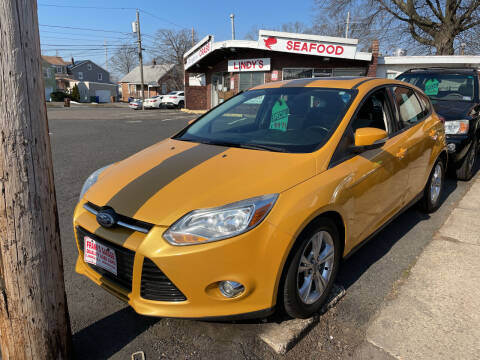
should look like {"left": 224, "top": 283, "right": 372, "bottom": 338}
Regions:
{"left": 351, "top": 127, "right": 388, "bottom": 153}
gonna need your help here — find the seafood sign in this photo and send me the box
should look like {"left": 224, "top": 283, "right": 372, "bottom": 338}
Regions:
{"left": 259, "top": 33, "right": 357, "bottom": 60}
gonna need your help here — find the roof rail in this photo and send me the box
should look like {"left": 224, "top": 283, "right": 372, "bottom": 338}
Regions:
{"left": 404, "top": 67, "right": 478, "bottom": 72}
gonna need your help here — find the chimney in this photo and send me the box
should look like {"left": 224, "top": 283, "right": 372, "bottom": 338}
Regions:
{"left": 71, "top": 56, "right": 75, "bottom": 65}
{"left": 152, "top": 58, "right": 157, "bottom": 66}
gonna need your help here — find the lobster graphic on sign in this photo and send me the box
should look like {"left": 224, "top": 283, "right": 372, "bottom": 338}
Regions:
{"left": 263, "top": 36, "right": 277, "bottom": 50}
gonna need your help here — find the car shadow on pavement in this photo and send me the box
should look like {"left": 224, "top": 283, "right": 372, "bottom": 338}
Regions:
{"left": 73, "top": 307, "right": 158, "bottom": 360}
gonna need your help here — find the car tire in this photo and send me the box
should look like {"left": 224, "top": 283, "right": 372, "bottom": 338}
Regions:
{"left": 178, "top": 100, "right": 185, "bottom": 109}
{"left": 455, "top": 138, "right": 477, "bottom": 181}
{"left": 420, "top": 158, "right": 445, "bottom": 213}
{"left": 281, "top": 218, "right": 341, "bottom": 319}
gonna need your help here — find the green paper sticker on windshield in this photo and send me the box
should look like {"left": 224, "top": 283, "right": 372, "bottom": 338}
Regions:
{"left": 424, "top": 78, "right": 439, "bottom": 96}
{"left": 270, "top": 99, "right": 289, "bottom": 132}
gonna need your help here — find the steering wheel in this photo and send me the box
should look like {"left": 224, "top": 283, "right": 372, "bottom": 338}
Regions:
{"left": 446, "top": 93, "right": 465, "bottom": 99}
{"left": 307, "top": 125, "right": 329, "bottom": 134}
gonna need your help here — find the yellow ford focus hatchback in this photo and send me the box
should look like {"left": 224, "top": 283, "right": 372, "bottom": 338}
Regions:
{"left": 74, "top": 77, "right": 446, "bottom": 319}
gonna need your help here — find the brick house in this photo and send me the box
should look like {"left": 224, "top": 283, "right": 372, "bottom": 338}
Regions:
{"left": 119, "top": 63, "right": 179, "bottom": 102}
{"left": 183, "top": 31, "right": 380, "bottom": 110}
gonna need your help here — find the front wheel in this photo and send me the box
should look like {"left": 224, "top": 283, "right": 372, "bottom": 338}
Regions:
{"left": 420, "top": 159, "right": 444, "bottom": 213}
{"left": 282, "top": 218, "right": 341, "bottom": 319}
{"left": 178, "top": 100, "right": 185, "bottom": 109}
{"left": 456, "top": 139, "right": 477, "bottom": 181}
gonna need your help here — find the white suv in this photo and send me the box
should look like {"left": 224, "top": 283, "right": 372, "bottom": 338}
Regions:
{"left": 161, "top": 91, "right": 185, "bottom": 108}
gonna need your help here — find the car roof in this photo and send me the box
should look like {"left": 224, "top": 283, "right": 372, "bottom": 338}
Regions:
{"left": 251, "top": 77, "right": 408, "bottom": 91}
{"left": 400, "top": 67, "right": 478, "bottom": 75}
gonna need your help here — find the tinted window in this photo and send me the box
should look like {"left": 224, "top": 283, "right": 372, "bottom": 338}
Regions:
{"left": 416, "top": 90, "right": 432, "bottom": 113}
{"left": 397, "top": 72, "right": 475, "bottom": 102}
{"left": 351, "top": 89, "right": 391, "bottom": 133}
{"left": 176, "top": 87, "right": 356, "bottom": 153}
{"left": 392, "top": 87, "right": 426, "bottom": 127}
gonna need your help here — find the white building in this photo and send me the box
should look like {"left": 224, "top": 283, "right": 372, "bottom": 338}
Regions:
{"left": 377, "top": 55, "right": 480, "bottom": 79}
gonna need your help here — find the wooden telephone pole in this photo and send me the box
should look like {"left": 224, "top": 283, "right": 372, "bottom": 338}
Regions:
{"left": 0, "top": 1, "right": 72, "bottom": 359}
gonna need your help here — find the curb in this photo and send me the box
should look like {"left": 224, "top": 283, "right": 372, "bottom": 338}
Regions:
{"left": 181, "top": 108, "right": 206, "bottom": 115}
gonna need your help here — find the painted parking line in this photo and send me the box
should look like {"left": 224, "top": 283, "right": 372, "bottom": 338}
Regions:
{"left": 126, "top": 120, "right": 143, "bottom": 123}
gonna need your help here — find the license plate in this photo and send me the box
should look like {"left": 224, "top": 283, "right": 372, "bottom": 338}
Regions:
{"left": 84, "top": 236, "right": 117, "bottom": 276}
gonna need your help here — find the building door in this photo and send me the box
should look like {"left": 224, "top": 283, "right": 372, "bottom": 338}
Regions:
{"left": 211, "top": 72, "right": 223, "bottom": 107}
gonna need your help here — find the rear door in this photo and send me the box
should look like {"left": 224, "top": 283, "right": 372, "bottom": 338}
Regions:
{"left": 390, "top": 86, "right": 434, "bottom": 203}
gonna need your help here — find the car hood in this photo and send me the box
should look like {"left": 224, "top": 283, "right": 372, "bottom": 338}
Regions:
{"left": 432, "top": 100, "right": 475, "bottom": 120}
{"left": 85, "top": 138, "right": 316, "bottom": 225}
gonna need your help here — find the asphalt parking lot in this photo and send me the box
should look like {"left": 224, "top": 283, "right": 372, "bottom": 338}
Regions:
{"left": 48, "top": 106, "right": 477, "bottom": 359}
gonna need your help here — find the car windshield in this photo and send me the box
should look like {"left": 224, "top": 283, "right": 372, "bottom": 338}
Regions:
{"left": 174, "top": 87, "right": 355, "bottom": 153}
{"left": 397, "top": 72, "right": 476, "bottom": 102}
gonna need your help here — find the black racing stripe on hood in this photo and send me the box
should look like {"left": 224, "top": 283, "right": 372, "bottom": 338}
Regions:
{"left": 106, "top": 144, "right": 228, "bottom": 216}
{"left": 281, "top": 78, "right": 318, "bottom": 87}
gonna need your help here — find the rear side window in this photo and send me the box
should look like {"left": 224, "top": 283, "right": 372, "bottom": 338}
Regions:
{"left": 416, "top": 91, "right": 432, "bottom": 113}
{"left": 392, "top": 87, "right": 427, "bottom": 128}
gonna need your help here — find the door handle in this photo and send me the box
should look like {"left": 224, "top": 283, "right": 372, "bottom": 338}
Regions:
{"left": 396, "top": 147, "right": 407, "bottom": 159}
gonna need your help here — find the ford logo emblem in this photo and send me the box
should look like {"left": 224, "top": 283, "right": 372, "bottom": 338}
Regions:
{"left": 96, "top": 208, "right": 118, "bottom": 228}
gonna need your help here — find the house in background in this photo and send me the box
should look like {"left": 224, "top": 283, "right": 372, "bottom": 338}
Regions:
{"left": 67, "top": 59, "right": 117, "bottom": 102}
{"left": 119, "top": 62, "right": 178, "bottom": 102}
{"left": 42, "top": 55, "right": 73, "bottom": 91}
{"left": 42, "top": 58, "right": 56, "bottom": 100}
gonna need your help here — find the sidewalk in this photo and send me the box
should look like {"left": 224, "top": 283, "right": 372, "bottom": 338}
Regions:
{"left": 355, "top": 175, "right": 480, "bottom": 360}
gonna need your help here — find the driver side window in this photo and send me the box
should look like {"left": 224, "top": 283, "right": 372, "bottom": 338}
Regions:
{"left": 351, "top": 89, "right": 391, "bottom": 133}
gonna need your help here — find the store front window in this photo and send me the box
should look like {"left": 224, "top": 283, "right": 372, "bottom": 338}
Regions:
{"left": 239, "top": 72, "right": 265, "bottom": 91}
{"left": 282, "top": 67, "right": 365, "bottom": 80}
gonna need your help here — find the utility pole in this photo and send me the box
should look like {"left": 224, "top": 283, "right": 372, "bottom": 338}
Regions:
{"left": 104, "top": 39, "right": 108, "bottom": 71}
{"left": 230, "top": 14, "right": 235, "bottom": 40}
{"left": 191, "top": 27, "right": 195, "bottom": 47}
{"left": 0, "top": 1, "right": 72, "bottom": 359}
{"left": 135, "top": 9, "right": 145, "bottom": 110}
{"left": 345, "top": 11, "right": 350, "bottom": 38}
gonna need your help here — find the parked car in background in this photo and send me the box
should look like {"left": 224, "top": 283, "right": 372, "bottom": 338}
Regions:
{"left": 144, "top": 95, "right": 164, "bottom": 109}
{"left": 161, "top": 91, "right": 184, "bottom": 108}
{"left": 75, "top": 78, "right": 447, "bottom": 319}
{"left": 128, "top": 99, "right": 142, "bottom": 110}
{"left": 397, "top": 68, "right": 480, "bottom": 180}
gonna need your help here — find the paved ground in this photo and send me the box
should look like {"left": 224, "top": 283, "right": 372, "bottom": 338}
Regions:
{"left": 48, "top": 107, "right": 478, "bottom": 359}
{"left": 358, "top": 176, "right": 480, "bottom": 360}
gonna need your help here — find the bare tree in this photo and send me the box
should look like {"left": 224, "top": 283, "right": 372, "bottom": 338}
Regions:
{"left": 109, "top": 44, "right": 138, "bottom": 79}
{"left": 317, "top": 0, "right": 480, "bottom": 55}
{"left": 152, "top": 28, "right": 198, "bottom": 90}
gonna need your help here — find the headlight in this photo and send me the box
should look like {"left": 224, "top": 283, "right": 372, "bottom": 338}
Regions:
{"left": 79, "top": 165, "right": 111, "bottom": 201}
{"left": 163, "top": 194, "right": 278, "bottom": 245}
{"left": 444, "top": 120, "right": 469, "bottom": 135}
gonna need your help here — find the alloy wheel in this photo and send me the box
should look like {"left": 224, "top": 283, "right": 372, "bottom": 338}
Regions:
{"left": 430, "top": 163, "right": 443, "bottom": 204}
{"left": 297, "top": 230, "right": 335, "bottom": 305}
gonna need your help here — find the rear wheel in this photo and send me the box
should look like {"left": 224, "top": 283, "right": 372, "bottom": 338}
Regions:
{"left": 456, "top": 139, "right": 477, "bottom": 181}
{"left": 420, "top": 158, "right": 444, "bottom": 213}
{"left": 282, "top": 218, "right": 341, "bottom": 319}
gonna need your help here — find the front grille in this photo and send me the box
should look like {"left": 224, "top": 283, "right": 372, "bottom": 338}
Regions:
{"left": 84, "top": 202, "right": 154, "bottom": 234}
{"left": 141, "top": 258, "right": 187, "bottom": 302}
{"left": 77, "top": 227, "right": 134, "bottom": 292}
{"left": 77, "top": 227, "right": 187, "bottom": 302}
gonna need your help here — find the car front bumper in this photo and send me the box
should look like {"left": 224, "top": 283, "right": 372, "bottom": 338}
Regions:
{"left": 73, "top": 201, "right": 292, "bottom": 319}
{"left": 445, "top": 134, "right": 472, "bottom": 164}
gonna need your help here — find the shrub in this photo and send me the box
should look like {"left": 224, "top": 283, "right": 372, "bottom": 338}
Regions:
{"left": 50, "top": 91, "right": 67, "bottom": 102}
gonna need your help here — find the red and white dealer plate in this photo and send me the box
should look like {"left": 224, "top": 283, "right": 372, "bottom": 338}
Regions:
{"left": 84, "top": 236, "right": 117, "bottom": 276}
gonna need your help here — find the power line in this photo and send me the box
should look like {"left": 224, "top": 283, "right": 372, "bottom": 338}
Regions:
{"left": 39, "top": 24, "right": 130, "bottom": 35}
{"left": 138, "top": 9, "right": 186, "bottom": 29}
{"left": 38, "top": 3, "right": 136, "bottom": 10}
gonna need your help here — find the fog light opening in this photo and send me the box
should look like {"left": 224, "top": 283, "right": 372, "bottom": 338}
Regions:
{"left": 447, "top": 143, "right": 456, "bottom": 153}
{"left": 219, "top": 281, "right": 245, "bottom": 298}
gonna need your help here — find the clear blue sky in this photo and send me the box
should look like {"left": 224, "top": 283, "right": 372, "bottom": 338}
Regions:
{"left": 38, "top": 0, "right": 316, "bottom": 69}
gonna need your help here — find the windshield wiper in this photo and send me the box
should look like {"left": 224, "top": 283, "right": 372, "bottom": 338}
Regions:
{"left": 239, "top": 143, "right": 285, "bottom": 152}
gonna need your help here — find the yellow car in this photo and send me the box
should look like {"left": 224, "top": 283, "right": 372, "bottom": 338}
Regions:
{"left": 74, "top": 77, "right": 446, "bottom": 319}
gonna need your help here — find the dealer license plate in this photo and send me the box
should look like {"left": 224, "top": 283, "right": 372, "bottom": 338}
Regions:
{"left": 84, "top": 236, "right": 117, "bottom": 276}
